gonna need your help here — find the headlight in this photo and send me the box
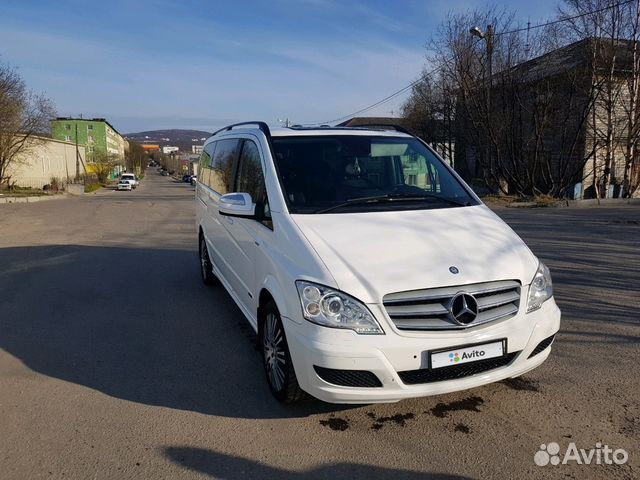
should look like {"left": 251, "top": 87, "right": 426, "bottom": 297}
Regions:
{"left": 526, "top": 262, "right": 553, "bottom": 313}
{"left": 295, "top": 281, "right": 384, "bottom": 334}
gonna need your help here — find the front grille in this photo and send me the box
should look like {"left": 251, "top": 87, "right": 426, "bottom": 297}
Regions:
{"left": 398, "top": 352, "right": 519, "bottom": 385}
{"left": 313, "top": 366, "right": 382, "bottom": 388}
{"left": 383, "top": 280, "right": 521, "bottom": 331}
{"left": 528, "top": 334, "right": 556, "bottom": 358}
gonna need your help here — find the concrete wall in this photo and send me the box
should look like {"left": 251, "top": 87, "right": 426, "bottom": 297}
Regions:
{"left": 6, "top": 137, "right": 85, "bottom": 189}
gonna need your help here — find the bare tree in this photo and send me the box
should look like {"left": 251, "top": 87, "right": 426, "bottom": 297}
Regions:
{"left": 402, "top": 3, "right": 640, "bottom": 198}
{"left": 126, "top": 141, "right": 148, "bottom": 175}
{"left": 559, "top": 0, "right": 640, "bottom": 198}
{"left": 402, "top": 7, "right": 594, "bottom": 196}
{"left": 0, "top": 62, "right": 56, "bottom": 187}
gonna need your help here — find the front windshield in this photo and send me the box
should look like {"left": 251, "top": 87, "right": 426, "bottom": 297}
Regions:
{"left": 271, "top": 135, "right": 477, "bottom": 214}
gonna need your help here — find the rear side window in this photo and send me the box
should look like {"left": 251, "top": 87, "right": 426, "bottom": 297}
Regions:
{"left": 209, "top": 139, "right": 239, "bottom": 195}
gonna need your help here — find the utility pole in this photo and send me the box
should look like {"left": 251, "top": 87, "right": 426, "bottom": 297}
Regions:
{"left": 75, "top": 123, "right": 80, "bottom": 181}
{"left": 470, "top": 24, "right": 494, "bottom": 179}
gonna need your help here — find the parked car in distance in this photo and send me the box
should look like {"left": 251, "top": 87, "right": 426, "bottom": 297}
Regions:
{"left": 120, "top": 173, "right": 138, "bottom": 189}
{"left": 117, "top": 180, "right": 132, "bottom": 191}
{"left": 190, "top": 175, "right": 197, "bottom": 186}
{"left": 182, "top": 174, "right": 193, "bottom": 183}
{"left": 161, "top": 170, "right": 169, "bottom": 176}
{"left": 195, "top": 121, "right": 561, "bottom": 404}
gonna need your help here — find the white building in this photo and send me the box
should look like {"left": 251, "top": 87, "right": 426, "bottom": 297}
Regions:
{"left": 162, "top": 146, "right": 179, "bottom": 154}
{"left": 5, "top": 136, "right": 86, "bottom": 189}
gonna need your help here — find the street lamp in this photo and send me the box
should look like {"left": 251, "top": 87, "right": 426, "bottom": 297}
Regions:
{"left": 470, "top": 24, "right": 494, "bottom": 178}
{"left": 469, "top": 26, "right": 485, "bottom": 39}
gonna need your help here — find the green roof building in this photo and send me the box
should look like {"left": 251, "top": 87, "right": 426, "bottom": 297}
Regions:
{"left": 51, "top": 117, "right": 126, "bottom": 163}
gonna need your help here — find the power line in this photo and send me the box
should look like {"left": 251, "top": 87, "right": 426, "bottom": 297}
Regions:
{"left": 498, "top": 0, "right": 635, "bottom": 36}
{"left": 309, "top": 67, "right": 443, "bottom": 126}
{"left": 306, "top": 0, "right": 636, "bottom": 126}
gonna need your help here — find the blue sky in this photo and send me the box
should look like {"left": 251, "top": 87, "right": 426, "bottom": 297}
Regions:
{"left": 0, "top": 0, "right": 559, "bottom": 133}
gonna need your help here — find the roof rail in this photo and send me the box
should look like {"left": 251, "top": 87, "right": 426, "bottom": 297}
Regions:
{"left": 346, "top": 123, "right": 414, "bottom": 136}
{"left": 211, "top": 121, "right": 272, "bottom": 138}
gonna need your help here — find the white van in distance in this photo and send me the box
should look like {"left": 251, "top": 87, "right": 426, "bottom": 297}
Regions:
{"left": 120, "top": 173, "right": 138, "bottom": 189}
{"left": 195, "top": 122, "right": 560, "bottom": 404}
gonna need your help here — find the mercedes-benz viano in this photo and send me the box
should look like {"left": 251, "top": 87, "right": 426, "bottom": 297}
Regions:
{"left": 195, "top": 122, "right": 560, "bottom": 403}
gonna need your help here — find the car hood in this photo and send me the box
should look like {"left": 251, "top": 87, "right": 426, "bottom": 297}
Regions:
{"left": 290, "top": 205, "right": 538, "bottom": 303}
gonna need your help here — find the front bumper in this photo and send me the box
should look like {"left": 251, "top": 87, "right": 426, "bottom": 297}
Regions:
{"left": 285, "top": 298, "right": 560, "bottom": 404}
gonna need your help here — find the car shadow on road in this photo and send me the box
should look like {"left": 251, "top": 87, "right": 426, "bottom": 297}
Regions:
{"left": 162, "top": 446, "right": 472, "bottom": 480}
{"left": 0, "top": 244, "right": 356, "bottom": 419}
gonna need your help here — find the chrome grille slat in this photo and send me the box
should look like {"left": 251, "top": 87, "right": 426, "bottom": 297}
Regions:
{"left": 476, "top": 303, "right": 519, "bottom": 323}
{"left": 384, "top": 303, "right": 450, "bottom": 317}
{"left": 477, "top": 291, "right": 520, "bottom": 310}
{"left": 383, "top": 280, "right": 521, "bottom": 331}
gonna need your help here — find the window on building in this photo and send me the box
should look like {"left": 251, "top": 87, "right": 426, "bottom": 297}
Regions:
{"left": 64, "top": 135, "right": 71, "bottom": 142}
{"left": 65, "top": 124, "right": 71, "bottom": 130}
{"left": 88, "top": 135, "right": 95, "bottom": 143}
{"left": 87, "top": 124, "right": 93, "bottom": 131}
{"left": 88, "top": 146, "right": 94, "bottom": 153}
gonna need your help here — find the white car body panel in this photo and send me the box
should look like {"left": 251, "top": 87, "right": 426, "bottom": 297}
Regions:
{"left": 196, "top": 125, "right": 561, "bottom": 404}
{"left": 289, "top": 205, "right": 538, "bottom": 303}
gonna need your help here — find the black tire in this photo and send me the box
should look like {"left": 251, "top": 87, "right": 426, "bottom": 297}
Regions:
{"left": 260, "top": 301, "right": 304, "bottom": 403}
{"left": 199, "top": 233, "right": 217, "bottom": 286}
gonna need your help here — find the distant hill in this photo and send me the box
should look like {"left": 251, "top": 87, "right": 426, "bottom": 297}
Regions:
{"left": 124, "top": 129, "right": 210, "bottom": 151}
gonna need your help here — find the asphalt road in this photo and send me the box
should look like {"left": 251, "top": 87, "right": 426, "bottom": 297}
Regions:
{"left": 0, "top": 173, "right": 638, "bottom": 480}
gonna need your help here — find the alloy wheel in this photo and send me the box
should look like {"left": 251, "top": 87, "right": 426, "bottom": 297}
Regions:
{"left": 263, "top": 312, "right": 286, "bottom": 392}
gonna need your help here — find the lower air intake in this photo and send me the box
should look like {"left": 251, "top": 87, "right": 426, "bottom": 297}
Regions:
{"left": 398, "top": 352, "right": 519, "bottom": 385}
{"left": 313, "top": 366, "right": 382, "bottom": 388}
{"left": 528, "top": 334, "right": 556, "bottom": 359}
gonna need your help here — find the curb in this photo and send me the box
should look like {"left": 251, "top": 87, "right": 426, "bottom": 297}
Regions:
{"left": 0, "top": 194, "right": 71, "bottom": 204}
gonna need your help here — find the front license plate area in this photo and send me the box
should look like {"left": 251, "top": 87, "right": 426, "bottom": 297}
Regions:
{"left": 430, "top": 340, "right": 506, "bottom": 369}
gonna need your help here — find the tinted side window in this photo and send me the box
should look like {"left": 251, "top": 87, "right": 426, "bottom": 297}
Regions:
{"left": 199, "top": 142, "right": 214, "bottom": 188}
{"left": 210, "top": 139, "right": 239, "bottom": 195}
{"left": 236, "top": 140, "right": 271, "bottom": 225}
{"left": 236, "top": 140, "right": 265, "bottom": 202}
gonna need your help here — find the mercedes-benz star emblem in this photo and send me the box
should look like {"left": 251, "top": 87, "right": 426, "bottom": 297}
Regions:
{"left": 449, "top": 266, "right": 459, "bottom": 274}
{"left": 449, "top": 293, "right": 479, "bottom": 325}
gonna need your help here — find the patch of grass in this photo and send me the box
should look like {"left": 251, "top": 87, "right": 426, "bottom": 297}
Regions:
{"left": 0, "top": 190, "right": 49, "bottom": 197}
{"left": 84, "top": 183, "right": 102, "bottom": 193}
{"left": 481, "top": 195, "right": 522, "bottom": 206}
{"left": 532, "top": 194, "right": 558, "bottom": 207}
{"left": 482, "top": 194, "right": 559, "bottom": 208}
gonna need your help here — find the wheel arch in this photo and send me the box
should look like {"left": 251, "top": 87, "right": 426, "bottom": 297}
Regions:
{"left": 257, "top": 275, "right": 290, "bottom": 326}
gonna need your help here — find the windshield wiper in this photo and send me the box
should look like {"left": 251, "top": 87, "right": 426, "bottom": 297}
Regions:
{"left": 315, "top": 193, "right": 469, "bottom": 214}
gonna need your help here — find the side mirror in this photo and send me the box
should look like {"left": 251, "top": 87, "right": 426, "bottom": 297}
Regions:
{"left": 219, "top": 192, "right": 255, "bottom": 218}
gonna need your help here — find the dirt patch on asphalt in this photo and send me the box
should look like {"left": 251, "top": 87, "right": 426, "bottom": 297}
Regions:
{"left": 367, "top": 412, "right": 415, "bottom": 430}
{"left": 500, "top": 377, "right": 540, "bottom": 392}
{"left": 454, "top": 423, "right": 471, "bottom": 434}
{"left": 319, "top": 416, "right": 350, "bottom": 431}
{"left": 430, "top": 396, "right": 484, "bottom": 418}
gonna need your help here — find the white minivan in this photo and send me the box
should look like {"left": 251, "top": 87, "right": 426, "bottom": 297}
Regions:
{"left": 196, "top": 122, "right": 560, "bottom": 404}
